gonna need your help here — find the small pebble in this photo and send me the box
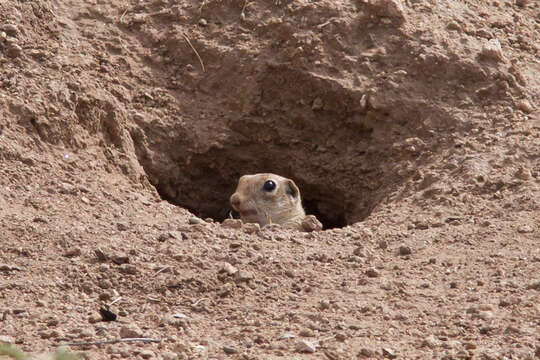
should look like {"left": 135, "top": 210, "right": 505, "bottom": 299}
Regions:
{"left": 117, "top": 222, "right": 128, "bottom": 231}
{"left": 382, "top": 347, "right": 397, "bottom": 359}
{"left": 358, "top": 348, "right": 374, "bottom": 357}
{"left": 399, "top": 245, "right": 412, "bottom": 256}
{"left": 119, "top": 264, "right": 138, "bottom": 275}
{"left": 504, "top": 326, "right": 521, "bottom": 334}
{"left": 132, "top": 13, "right": 147, "bottom": 23}
{"left": 319, "top": 299, "right": 330, "bottom": 310}
{"left": 479, "top": 326, "right": 494, "bottom": 334}
{"left": 312, "top": 97, "right": 323, "bottom": 110}
{"left": 88, "top": 314, "right": 101, "bottom": 323}
{"left": 295, "top": 339, "right": 317, "bottom": 353}
{"left": 221, "top": 262, "right": 238, "bottom": 275}
{"left": 378, "top": 240, "right": 388, "bottom": 249}
{"left": 119, "top": 325, "right": 143, "bottom": 338}
{"left": 422, "top": 335, "right": 441, "bottom": 348}
{"left": 6, "top": 43, "right": 22, "bottom": 58}
{"left": 139, "top": 350, "right": 154, "bottom": 359}
{"left": 0, "top": 24, "right": 18, "bottom": 35}
{"left": 98, "top": 279, "right": 112, "bottom": 289}
{"left": 476, "top": 310, "right": 494, "bottom": 321}
{"left": 0, "top": 264, "right": 21, "bottom": 271}
{"left": 365, "top": 268, "right": 380, "bottom": 278}
{"left": 517, "top": 224, "right": 533, "bottom": 233}
{"left": 515, "top": 99, "right": 533, "bottom": 113}
{"left": 189, "top": 216, "right": 204, "bottom": 225}
{"left": 243, "top": 222, "right": 260, "bottom": 233}
{"left": 223, "top": 346, "right": 237, "bottom": 354}
{"left": 0, "top": 335, "right": 15, "bottom": 344}
{"left": 353, "top": 246, "right": 365, "bottom": 257}
{"left": 301, "top": 215, "right": 323, "bottom": 232}
{"left": 235, "top": 270, "right": 254, "bottom": 282}
{"left": 94, "top": 248, "right": 108, "bottom": 261}
{"left": 222, "top": 218, "right": 242, "bottom": 229}
{"left": 298, "top": 328, "right": 314, "bottom": 337}
{"left": 481, "top": 38, "right": 504, "bottom": 62}
{"left": 516, "top": 167, "right": 532, "bottom": 180}
{"left": 64, "top": 247, "right": 81, "bottom": 257}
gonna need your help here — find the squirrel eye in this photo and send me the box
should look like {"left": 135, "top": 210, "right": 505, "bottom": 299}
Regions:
{"left": 262, "top": 180, "right": 276, "bottom": 192}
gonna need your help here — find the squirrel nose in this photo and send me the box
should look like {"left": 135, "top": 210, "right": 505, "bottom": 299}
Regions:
{"left": 230, "top": 193, "right": 241, "bottom": 210}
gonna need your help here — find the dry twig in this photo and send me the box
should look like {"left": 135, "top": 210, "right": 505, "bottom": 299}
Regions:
{"left": 182, "top": 33, "right": 205, "bottom": 73}
{"left": 63, "top": 338, "right": 162, "bottom": 346}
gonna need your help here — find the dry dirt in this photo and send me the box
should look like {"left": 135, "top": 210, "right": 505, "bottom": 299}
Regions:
{"left": 1, "top": 0, "right": 539, "bottom": 358}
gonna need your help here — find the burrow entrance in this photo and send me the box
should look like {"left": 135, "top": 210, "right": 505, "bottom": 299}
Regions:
{"left": 139, "top": 66, "right": 428, "bottom": 229}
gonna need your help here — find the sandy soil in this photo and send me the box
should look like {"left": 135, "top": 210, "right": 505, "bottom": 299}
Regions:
{"left": 0, "top": 0, "right": 539, "bottom": 358}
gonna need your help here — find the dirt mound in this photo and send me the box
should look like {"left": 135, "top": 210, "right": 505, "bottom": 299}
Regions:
{"left": 0, "top": 0, "right": 539, "bottom": 358}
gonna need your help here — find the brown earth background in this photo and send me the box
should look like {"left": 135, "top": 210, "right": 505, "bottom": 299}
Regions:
{"left": 0, "top": 0, "right": 539, "bottom": 358}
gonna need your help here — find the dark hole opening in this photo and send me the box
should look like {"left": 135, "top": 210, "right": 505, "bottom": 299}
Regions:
{"left": 157, "top": 177, "right": 349, "bottom": 230}
{"left": 302, "top": 198, "right": 347, "bottom": 230}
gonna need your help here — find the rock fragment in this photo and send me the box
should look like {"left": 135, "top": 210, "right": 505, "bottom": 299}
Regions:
{"left": 527, "top": 281, "right": 540, "bottom": 290}
{"left": 516, "top": 99, "right": 533, "bottom": 113}
{"left": 295, "top": 339, "right": 317, "bottom": 353}
{"left": 358, "top": 348, "right": 374, "bottom": 357}
{"left": 6, "top": 43, "right": 23, "bottom": 58}
{"left": 319, "top": 299, "right": 330, "bottom": 310}
{"left": 222, "top": 219, "right": 243, "bottom": 229}
{"left": 0, "top": 264, "right": 21, "bottom": 271}
{"left": 422, "top": 335, "right": 441, "bottom": 348}
{"left": 189, "top": 216, "right": 204, "bottom": 225}
{"left": 398, "top": 245, "right": 412, "bottom": 256}
{"left": 117, "top": 222, "right": 128, "bottom": 231}
{"left": 0, "top": 335, "right": 15, "bottom": 344}
{"left": 221, "top": 262, "right": 238, "bottom": 275}
{"left": 139, "top": 350, "right": 154, "bottom": 359}
{"left": 0, "top": 24, "right": 18, "bottom": 35}
{"left": 64, "top": 247, "right": 82, "bottom": 257}
{"left": 243, "top": 222, "right": 260, "bottom": 233}
{"left": 366, "top": 0, "right": 406, "bottom": 24}
{"left": 365, "top": 268, "right": 380, "bottom": 278}
{"left": 517, "top": 225, "right": 533, "bottom": 233}
{"left": 480, "top": 39, "right": 504, "bottom": 62}
{"left": 277, "top": 333, "right": 296, "bottom": 340}
{"left": 223, "top": 346, "right": 237, "bottom": 354}
{"left": 382, "top": 347, "right": 397, "bottom": 359}
{"left": 235, "top": 270, "right": 254, "bottom": 282}
{"left": 119, "top": 324, "right": 143, "bottom": 338}
{"left": 301, "top": 215, "right": 323, "bottom": 232}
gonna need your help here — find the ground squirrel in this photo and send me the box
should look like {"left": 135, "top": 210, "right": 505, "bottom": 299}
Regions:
{"left": 230, "top": 173, "right": 322, "bottom": 231}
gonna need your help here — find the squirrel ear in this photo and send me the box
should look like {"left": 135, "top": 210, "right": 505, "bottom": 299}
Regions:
{"left": 285, "top": 179, "right": 300, "bottom": 199}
